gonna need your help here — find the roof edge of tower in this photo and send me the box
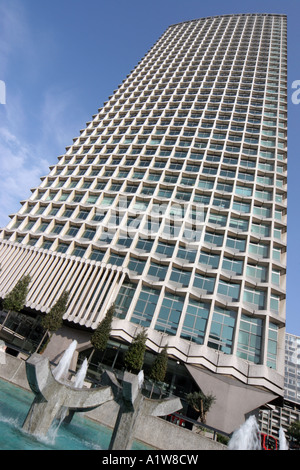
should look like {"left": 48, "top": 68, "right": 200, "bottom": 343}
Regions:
{"left": 168, "top": 13, "right": 287, "bottom": 28}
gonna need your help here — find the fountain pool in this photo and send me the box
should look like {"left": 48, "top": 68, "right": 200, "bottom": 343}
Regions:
{"left": 0, "top": 378, "right": 152, "bottom": 450}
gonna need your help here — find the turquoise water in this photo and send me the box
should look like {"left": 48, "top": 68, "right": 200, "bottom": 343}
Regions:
{"left": 0, "top": 379, "right": 150, "bottom": 450}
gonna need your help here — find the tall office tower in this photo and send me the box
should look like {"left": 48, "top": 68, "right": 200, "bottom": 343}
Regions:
{"left": 0, "top": 14, "right": 287, "bottom": 432}
{"left": 285, "top": 333, "right": 300, "bottom": 405}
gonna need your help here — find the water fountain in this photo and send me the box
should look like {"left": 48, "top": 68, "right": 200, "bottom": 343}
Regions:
{"left": 228, "top": 415, "right": 290, "bottom": 450}
{"left": 279, "top": 427, "right": 289, "bottom": 450}
{"left": 52, "top": 340, "right": 78, "bottom": 383}
{"left": 73, "top": 358, "right": 88, "bottom": 388}
{"left": 228, "top": 415, "right": 261, "bottom": 450}
{"left": 0, "top": 340, "right": 6, "bottom": 365}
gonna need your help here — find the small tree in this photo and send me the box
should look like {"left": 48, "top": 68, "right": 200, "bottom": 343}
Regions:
{"left": 187, "top": 390, "right": 216, "bottom": 424}
{"left": 89, "top": 304, "right": 115, "bottom": 362}
{"left": 287, "top": 420, "right": 300, "bottom": 448}
{"left": 124, "top": 328, "right": 148, "bottom": 374}
{"left": 149, "top": 345, "right": 168, "bottom": 397}
{"left": 36, "top": 290, "right": 69, "bottom": 352}
{"left": 1, "top": 274, "right": 31, "bottom": 330}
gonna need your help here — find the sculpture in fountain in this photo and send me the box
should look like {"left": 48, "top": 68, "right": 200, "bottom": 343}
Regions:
{"left": 102, "top": 369, "right": 183, "bottom": 450}
{"left": 22, "top": 344, "right": 113, "bottom": 436}
{"left": 22, "top": 341, "right": 182, "bottom": 450}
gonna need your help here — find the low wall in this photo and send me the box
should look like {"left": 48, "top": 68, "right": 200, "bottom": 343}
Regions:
{"left": 0, "top": 353, "right": 226, "bottom": 451}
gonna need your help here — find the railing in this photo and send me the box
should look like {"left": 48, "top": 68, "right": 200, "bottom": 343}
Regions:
{"left": 166, "top": 412, "right": 231, "bottom": 443}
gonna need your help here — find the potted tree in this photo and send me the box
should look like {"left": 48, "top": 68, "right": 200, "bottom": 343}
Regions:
{"left": 187, "top": 390, "right": 216, "bottom": 424}
{"left": 0, "top": 274, "right": 31, "bottom": 331}
{"left": 89, "top": 303, "right": 115, "bottom": 363}
{"left": 149, "top": 345, "right": 168, "bottom": 398}
{"left": 124, "top": 328, "right": 148, "bottom": 374}
{"left": 36, "top": 290, "right": 69, "bottom": 352}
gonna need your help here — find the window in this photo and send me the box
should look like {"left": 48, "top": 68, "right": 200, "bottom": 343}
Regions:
{"left": 238, "top": 171, "right": 254, "bottom": 182}
{"left": 199, "top": 252, "right": 220, "bottom": 269}
{"left": 193, "top": 273, "right": 215, "bottom": 294}
{"left": 222, "top": 257, "right": 243, "bottom": 275}
{"left": 253, "top": 206, "right": 271, "bottom": 218}
{"left": 126, "top": 215, "right": 142, "bottom": 230}
{"left": 273, "top": 227, "right": 282, "bottom": 240}
{"left": 108, "top": 213, "right": 123, "bottom": 226}
{"left": 114, "top": 281, "right": 136, "bottom": 320}
{"left": 208, "top": 306, "right": 236, "bottom": 354}
{"left": 243, "top": 286, "right": 265, "bottom": 310}
{"left": 267, "top": 322, "right": 278, "bottom": 369}
{"left": 72, "top": 246, "right": 86, "bottom": 258}
{"left": 216, "top": 182, "right": 233, "bottom": 192}
{"left": 194, "top": 194, "right": 211, "bottom": 205}
{"left": 209, "top": 213, "right": 227, "bottom": 227}
{"left": 235, "top": 185, "right": 252, "bottom": 197}
{"left": 82, "top": 228, "right": 96, "bottom": 240}
{"left": 230, "top": 216, "right": 249, "bottom": 231}
{"left": 158, "top": 188, "right": 173, "bottom": 198}
{"left": 232, "top": 201, "right": 250, "bottom": 213}
{"left": 249, "top": 241, "right": 269, "bottom": 258}
{"left": 108, "top": 253, "right": 125, "bottom": 266}
{"left": 212, "top": 197, "right": 230, "bottom": 209}
{"left": 175, "top": 190, "right": 191, "bottom": 201}
{"left": 217, "top": 280, "right": 240, "bottom": 301}
{"left": 180, "top": 299, "right": 210, "bottom": 344}
{"left": 272, "top": 247, "right": 281, "bottom": 261}
{"left": 246, "top": 264, "right": 267, "bottom": 282}
{"left": 131, "top": 286, "right": 160, "bottom": 327}
{"left": 77, "top": 210, "right": 90, "bottom": 220}
{"left": 67, "top": 225, "right": 80, "bottom": 237}
{"left": 51, "top": 223, "right": 64, "bottom": 234}
{"left": 110, "top": 183, "right": 123, "bottom": 191}
{"left": 56, "top": 242, "right": 69, "bottom": 253}
{"left": 271, "top": 269, "right": 280, "bottom": 285}
{"left": 128, "top": 257, "right": 146, "bottom": 275}
{"left": 89, "top": 249, "right": 104, "bottom": 262}
{"left": 155, "top": 241, "right": 175, "bottom": 258}
{"left": 147, "top": 262, "right": 168, "bottom": 281}
{"left": 255, "top": 189, "right": 272, "bottom": 201}
{"left": 251, "top": 223, "right": 270, "bottom": 237}
{"left": 204, "top": 231, "right": 224, "bottom": 246}
{"left": 41, "top": 240, "right": 52, "bottom": 250}
{"left": 163, "top": 221, "right": 181, "bottom": 238}
{"left": 237, "top": 315, "right": 263, "bottom": 364}
{"left": 100, "top": 196, "right": 115, "bottom": 206}
{"left": 155, "top": 293, "right": 184, "bottom": 335}
{"left": 63, "top": 209, "right": 74, "bottom": 218}
{"left": 170, "top": 267, "right": 191, "bottom": 287}
{"left": 176, "top": 247, "right": 197, "bottom": 263}
{"left": 226, "top": 236, "right": 246, "bottom": 252}
{"left": 25, "top": 221, "right": 35, "bottom": 231}
{"left": 169, "top": 205, "right": 185, "bottom": 219}
{"left": 116, "top": 236, "right": 132, "bottom": 248}
{"left": 198, "top": 180, "right": 214, "bottom": 190}
{"left": 135, "top": 238, "right": 154, "bottom": 252}
{"left": 270, "top": 293, "right": 280, "bottom": 313}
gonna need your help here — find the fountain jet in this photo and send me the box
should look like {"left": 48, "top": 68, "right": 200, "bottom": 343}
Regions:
{"left": 228, "top": 415, "right": 261, "bottom": 450}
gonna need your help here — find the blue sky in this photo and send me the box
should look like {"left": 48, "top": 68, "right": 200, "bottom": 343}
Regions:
{"left": 0, "top": 0, "right": 299, "bottom": 335}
